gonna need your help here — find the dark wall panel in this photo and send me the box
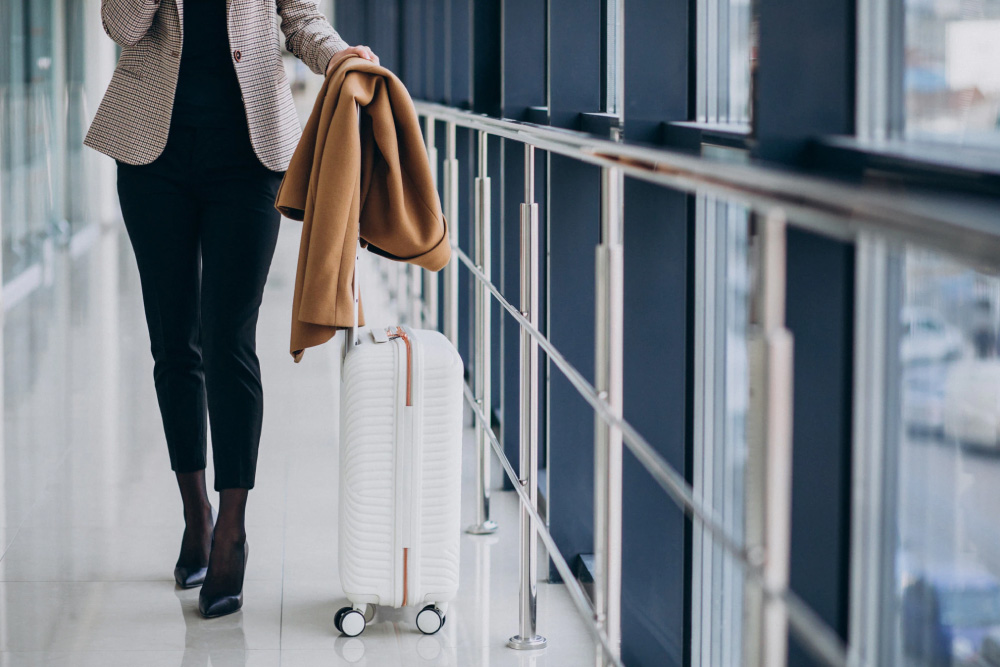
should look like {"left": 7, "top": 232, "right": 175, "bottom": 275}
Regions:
{"left": 545, "top": 0, "right": 602, "bottom": 575}
{"left": 755, "top": 0, "right": 855, "bottom": 163}
{"left": 546, "top": 154, "right": 600, "bottom": 577}
{"left": 366, "top": 0, "right": 400, "bottom": 73}
{"left": 400, "top": 0, "right": 426, "bottom": 99}
{"left": 332, "top": 2, "right": 364, "bottom": 45}
{"left": 446, "top": 0, "right": 472, "bottom": 107}
{"left": 784, "top": 229, "right": 854, "bottom": 666}
{"left": 457, "top": 126, "right": 476, "bottom": 369}
{"left": 548, "top": 0, "right": 601, "bottom": 129}
{"left": 472, "top": 0, "right": 501, "bottom": 116}
{"left": 501, "top": 0, "right": 547, "bottom": 119}
{"left": 501, "top": 140, "right": 525, "bottom": 480}
{"left": 428, "top": 1, "right": 447, "bottom": 102}
{"left": 488, "top": 134, "right": 503, "bottom": 427}
{"left": 623, "top": 0, "right": 689, "bottom": 143}
{"left": 621, "top": 182, "right": 690, "bottom": 667}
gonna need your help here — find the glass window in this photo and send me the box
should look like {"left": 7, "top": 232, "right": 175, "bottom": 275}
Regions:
{"left": 696, "top": 0, "right": 754, "bottom": 126}
{"left": 0, "top": 0, "right": 92, "bottom": 284}
{"left": 903, "top": 0, "right": 1000, "bottom": 145}
{"left": 690, "top": 196, "right": 750, "bottom": 666}
{"left": 885, "top": 248, "right": 1000, "bottom": 667}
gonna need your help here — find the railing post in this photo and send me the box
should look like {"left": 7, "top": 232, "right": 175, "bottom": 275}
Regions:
{"left": 442, "top": 122, "right": 460, "bottom": 346}
{"left": 593, "top": 165, "right": 624, "bottom": 665}
{"left": 744, "top": 209, "right": 793, "bottom": 667}
{"left": 848, "top": 232, "right": 892, "bottom": 667}
{"left": 467, "top": 130, "right": 498, "bottom": 535}
{"left": 508, "top": 144, "right": 547, "bottom": 651}
{"left": 423, "top": 116, "right": 440, "bottom": 331}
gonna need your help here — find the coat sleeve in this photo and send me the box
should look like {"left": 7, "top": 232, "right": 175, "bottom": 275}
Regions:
{"left": 277, "top": 0, "right": 350, "bottom": 76}
{"left": 101, "top": 0, "right": 160, "bottom": 47}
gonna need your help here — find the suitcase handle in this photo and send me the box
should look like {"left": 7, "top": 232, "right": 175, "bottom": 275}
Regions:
{"left": 350, "top": 240, "right": 360, "bottom": 347}
{"left": 349, "top": 101, "right": 362, "bottom": 348}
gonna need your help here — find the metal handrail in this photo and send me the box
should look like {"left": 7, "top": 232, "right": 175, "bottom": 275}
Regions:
{"left": 453, "top": 244, "right": 849, "bottom": 667}
{"left": 404, "top": 101, "right": 965, "bottom": 667}
{"left": 452, "top": 247, "right": 740, "bottom": 557}
{"left": 462, "top": 382, "right": 626, "bottom": 667}
{"left": 414, "top": 100, "right": 1000, "bottom": 267}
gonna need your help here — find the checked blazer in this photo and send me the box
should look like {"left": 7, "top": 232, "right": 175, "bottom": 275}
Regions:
{"left": 84, "top": 0, "right": 349, "bottom": 172}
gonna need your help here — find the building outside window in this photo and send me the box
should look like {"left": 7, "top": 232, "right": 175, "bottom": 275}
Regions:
{"left": 690, "top": 2, "right": 754, "bottom": 652}
{"left": 696, "top": 0, "right": 754, "bottom": 127}
{"left": 890, "top": 249, "right": 1000, "bottom": 666}
{"left": 0, "top": 0, "right": 107, "bottom": 288}
{"left": 904, "top": 0, "right": 1000, "bottom": 144}
{"left": 691, "top": 196, "right": 750, "bottom": 666}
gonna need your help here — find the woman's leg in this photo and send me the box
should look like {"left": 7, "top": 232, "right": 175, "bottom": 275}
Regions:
{"left": 195, "top": 123, "right": 282, "bottom": 611}
{"left": 199, "top": 487, "right": 249, "bottom": 614}
{"left": 197, "top": 168, "right": 282, "bottom": 493}
{"left": 115, "top": 146, "right": 214, "bottom": 577}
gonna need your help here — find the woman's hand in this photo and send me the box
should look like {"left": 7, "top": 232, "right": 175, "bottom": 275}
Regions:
{"left": 326, "top": 45, "right": 380, "bottom": 75}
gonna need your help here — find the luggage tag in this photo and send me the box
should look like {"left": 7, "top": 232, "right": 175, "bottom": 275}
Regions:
{"left": 371, "top": 327, "right": 390, "bottom": 344}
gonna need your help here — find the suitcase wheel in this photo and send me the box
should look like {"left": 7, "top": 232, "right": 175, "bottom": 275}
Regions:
{"left": 336, "top": 606, "right": 366, "bottom": 637}
{"left": 416, "top": 604, "right": 445, "bottom": 635}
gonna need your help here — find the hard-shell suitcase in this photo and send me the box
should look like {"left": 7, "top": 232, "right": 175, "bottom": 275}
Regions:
{"left": 334, "top": 248, "right": 464, "bottom": 637}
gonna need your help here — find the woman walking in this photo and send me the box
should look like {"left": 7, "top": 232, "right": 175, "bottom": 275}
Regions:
{"left": 84, "top": 0, "right": 377, "bottom": 618}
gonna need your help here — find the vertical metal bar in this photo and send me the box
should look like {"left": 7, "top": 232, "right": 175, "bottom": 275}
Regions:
{"left": 423, "top": 116, "right": 440, "bottom": 331}
{"left": 604, "top": 0, "right": 625, "bottom": 119}
{"left": 508, "top": 144, "right": 547, "bottom": 651}
{"left": 442, "top": 122, "right": 460, "bottom": 346}
{"left": 696, "top": 0, "right": 709, "bottom": 122}
{"left": 350, "top": 103, "right": 362, "bottom": 348}
{"left": 0, "top": 89, "right": 5, "bottom": 469}
{"left": 706, "top": 0, "right": 720, "bottom": 122}
{"left": 744, "top": 209, "right": 793, "bottom": 667}
{"left": 614, "top": 0, "right": 624, "bottom": 122}
{"left": 856, "top": 0, "right": 889, "bottom": 141}
{"left": 692, "top": 195, "right": 723, "bottom": 666}
{"left": 848, "top": 233, "right": 889, "bottom": 667}
{"left": 409, "top": 264, "right": 420, "bottom": 324}
{"left": 593, "top": 165, "right": 624, "bottom": 665}
{"left": 467, "top": 130, "right": 498, "bottom": 535}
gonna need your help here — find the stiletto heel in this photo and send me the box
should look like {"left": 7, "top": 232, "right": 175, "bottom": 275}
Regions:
{"left": 174, "top": 505, "right": 217, "bottom": 589}
{"left": 198, "top": 540, "right": 249, "bottom": 618}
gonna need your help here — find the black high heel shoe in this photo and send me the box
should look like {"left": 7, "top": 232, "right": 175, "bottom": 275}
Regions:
{"left": 174, "top": 505, "right": 217, "bottom": 589}
{"left": 198, "top": 540, "right": 249, "bottom": 619}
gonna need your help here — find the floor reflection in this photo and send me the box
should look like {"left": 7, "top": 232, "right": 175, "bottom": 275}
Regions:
{"left": 0, "top": 221, "right": 595, "bottom": 665}
{"left": 177, "top": 588, "right": 251, "bottom": 667}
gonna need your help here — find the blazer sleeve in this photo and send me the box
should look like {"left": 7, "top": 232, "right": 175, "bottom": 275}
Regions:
{"left": 277, "top": 0, "right": 350, "bottom": 76}
{"left": 101, "top": 0, "right": 160, "bottom": 47}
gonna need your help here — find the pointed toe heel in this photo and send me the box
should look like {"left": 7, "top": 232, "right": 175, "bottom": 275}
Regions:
{"left": 198, "top": 541, "right": 249, "bottom": 619}
{"left": 174, "top": 505, "right": 217, "bottom": 589}
{"left": 198, "top": 590, "right": 244, "bottom": 618}
{"left": 174, "top": 565, "right": 209, "bottom": 589}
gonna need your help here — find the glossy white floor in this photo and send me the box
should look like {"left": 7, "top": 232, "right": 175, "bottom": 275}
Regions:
{"left": 0, "top": 220, "right": 595, "bottom": 666}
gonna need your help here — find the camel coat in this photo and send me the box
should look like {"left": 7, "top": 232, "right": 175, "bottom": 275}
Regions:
{"left": 275, "top": 54, "right": 450, "bottom": 362}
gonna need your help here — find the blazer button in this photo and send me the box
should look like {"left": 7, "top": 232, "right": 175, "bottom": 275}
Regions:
{"left": 233, "top": 49, "right": 242, "bottom": 63}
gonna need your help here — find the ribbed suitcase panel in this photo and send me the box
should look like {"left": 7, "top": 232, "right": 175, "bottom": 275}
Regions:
{"left": 339, "top": 344, "right": 399, "bottom": 605}
{"left": 412, "top": 332, "right": 463, "bottom": 603}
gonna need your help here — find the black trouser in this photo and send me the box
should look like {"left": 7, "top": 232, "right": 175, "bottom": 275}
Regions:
{"left": 116, "top": 119, "right": 282, "bottom": 491}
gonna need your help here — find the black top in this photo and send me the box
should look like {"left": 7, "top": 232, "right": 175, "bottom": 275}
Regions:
{"left": 171, "top": 0, "right": 246, "bottom": 127}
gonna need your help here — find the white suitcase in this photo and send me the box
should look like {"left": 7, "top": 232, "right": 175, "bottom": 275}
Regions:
{"left": 335, "top": 252, "right": 464, "bottom": 637}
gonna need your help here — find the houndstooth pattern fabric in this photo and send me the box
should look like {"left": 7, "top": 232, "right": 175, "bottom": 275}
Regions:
{"left": 84, "top": 0, "right": 349, "bottom": 172}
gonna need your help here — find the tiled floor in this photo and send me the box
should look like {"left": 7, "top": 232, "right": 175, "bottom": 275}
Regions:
{"left": 0, "top": 220, "right": 595, "bottom": 666}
